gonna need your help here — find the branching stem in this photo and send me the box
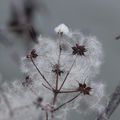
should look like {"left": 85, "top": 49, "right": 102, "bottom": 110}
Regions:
{"left": 55, "top": 36, "right": 62, "bottom": 90}
{"left": 42, "top": 83, "right": 53, "bottom": 91}
{"left": 59, "top": 56, "right": 77, "bottom": 91}
{"left": 53, "top": 36, "right": 62, "bottom": 106}
{"left": 53, "top": 93, "right": 81, "bottom": 112}
{"left": 30, "top": 56, "right": 53, "bottom": 89}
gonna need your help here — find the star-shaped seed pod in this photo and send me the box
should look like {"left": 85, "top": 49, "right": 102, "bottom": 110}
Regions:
{"left": 26, "top": 49, "right": 38, "bottom": 59}
{"left": 77, "top": 82, "right": 92, "bottom": 95}
{"left": 72, "top": 44, "right": 87, "bottom": 56}
{"left": 52, "top": 64, "right": 64, "bottom": 76}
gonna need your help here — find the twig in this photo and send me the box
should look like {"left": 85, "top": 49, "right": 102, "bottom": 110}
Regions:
{"left": 52, "top": 36, "right": 62, "bottom": 106}
{"left": 96, "top": 82, "right": 120, "bottom": 120}
{"left": 55, "top": 44, "right": 62, "bottom": 90}
{"left": 42, "top": 83, "right": 53, "bottom": 91}
{"left": 59, "top": 56, "right": 77, "bottom": 91}
{"left": 53, "top": 93, "right": 81, "bottom": 112}
{"left": 30, "top": 56, "right": 53, "bottom": 89}
{"left": 58, "top": 90, "right": 79, "bottom": 94}
{"left": 53, "top": 93, "right": 58, "bottom": 105}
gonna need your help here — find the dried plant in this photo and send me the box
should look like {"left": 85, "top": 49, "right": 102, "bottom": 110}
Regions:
{"left": 0, "top": 24, "right": 106, "bottom": 120}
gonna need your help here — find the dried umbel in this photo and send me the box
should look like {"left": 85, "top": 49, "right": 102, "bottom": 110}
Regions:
{"left": 0, "top": 24, "right": 106, "bottom": 120}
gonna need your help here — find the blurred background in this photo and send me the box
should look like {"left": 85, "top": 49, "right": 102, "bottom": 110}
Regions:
{"left": 0, "top": 0, "right": 120, "bottom": 120}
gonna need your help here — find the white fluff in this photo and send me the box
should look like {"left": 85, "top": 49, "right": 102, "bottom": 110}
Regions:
{"left": 0, "top": 25, "right": 107, "bottom": 120}
{"left": 54, "top": 24, "right": 70, "bottom": 36}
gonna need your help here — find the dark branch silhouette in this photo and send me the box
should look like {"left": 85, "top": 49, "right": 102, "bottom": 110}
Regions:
{"left": 97, "top": 82, "right": 120, "bottom": 120}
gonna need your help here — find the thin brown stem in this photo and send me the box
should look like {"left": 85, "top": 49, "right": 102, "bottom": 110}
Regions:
{"left": 55, "top": 38, "right": 62, "bottom": 90}
{"left": 53, "top": 93, "right": 81, "bottom": 112}
{"left": 30, "top": 56, "right": 53, "bottom": 89}
{"left": 42, "top": 83, "right": 53, "bottom": 91}
{"left": 53, "top": 93, "right": 58, "bottom": 105}
{"left": 52, "top": 37, "right": 62, "bottom": 106}
{"left": 58, "top": 90, "right": 79, "bottom": 94}
{"left": 59, "top": 56, "right": 77, "bottom": 91}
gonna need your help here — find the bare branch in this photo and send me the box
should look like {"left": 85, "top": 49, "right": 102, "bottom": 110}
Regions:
{"left": 96, "top": 82, "right": 120, "bottom": 120}
{"left": 55, "top": 43, "right": 62, "bottom": 90}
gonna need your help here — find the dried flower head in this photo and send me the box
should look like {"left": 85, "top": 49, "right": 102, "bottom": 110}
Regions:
{"left": 0, "top": 24, "right": 106, "bottom": 120}
{"left": 77, "top": 82, "right": 92, "bottom": 95}
{"left": 72, "top": 44, "right": 87, "bottom": 56}
{"left": 52, "top": 64, "right": 64, "bottom": 76}
{"left": 26, "top": 49, "right": 38, "bottom": 59}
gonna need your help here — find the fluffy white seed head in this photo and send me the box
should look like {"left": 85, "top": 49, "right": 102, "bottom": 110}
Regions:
{"left": 0, "top": 25, "right": 106, "bottom": 120}
{"left": 54, "top": 24, "right": 70, "bottom": 36}
{"left": 21, "top": 28, "right": 105, "bottom": 118}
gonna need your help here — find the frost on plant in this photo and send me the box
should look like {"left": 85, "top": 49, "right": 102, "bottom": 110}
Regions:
{"left": 0, "top": 24, "right": 107, "bottom": 120}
